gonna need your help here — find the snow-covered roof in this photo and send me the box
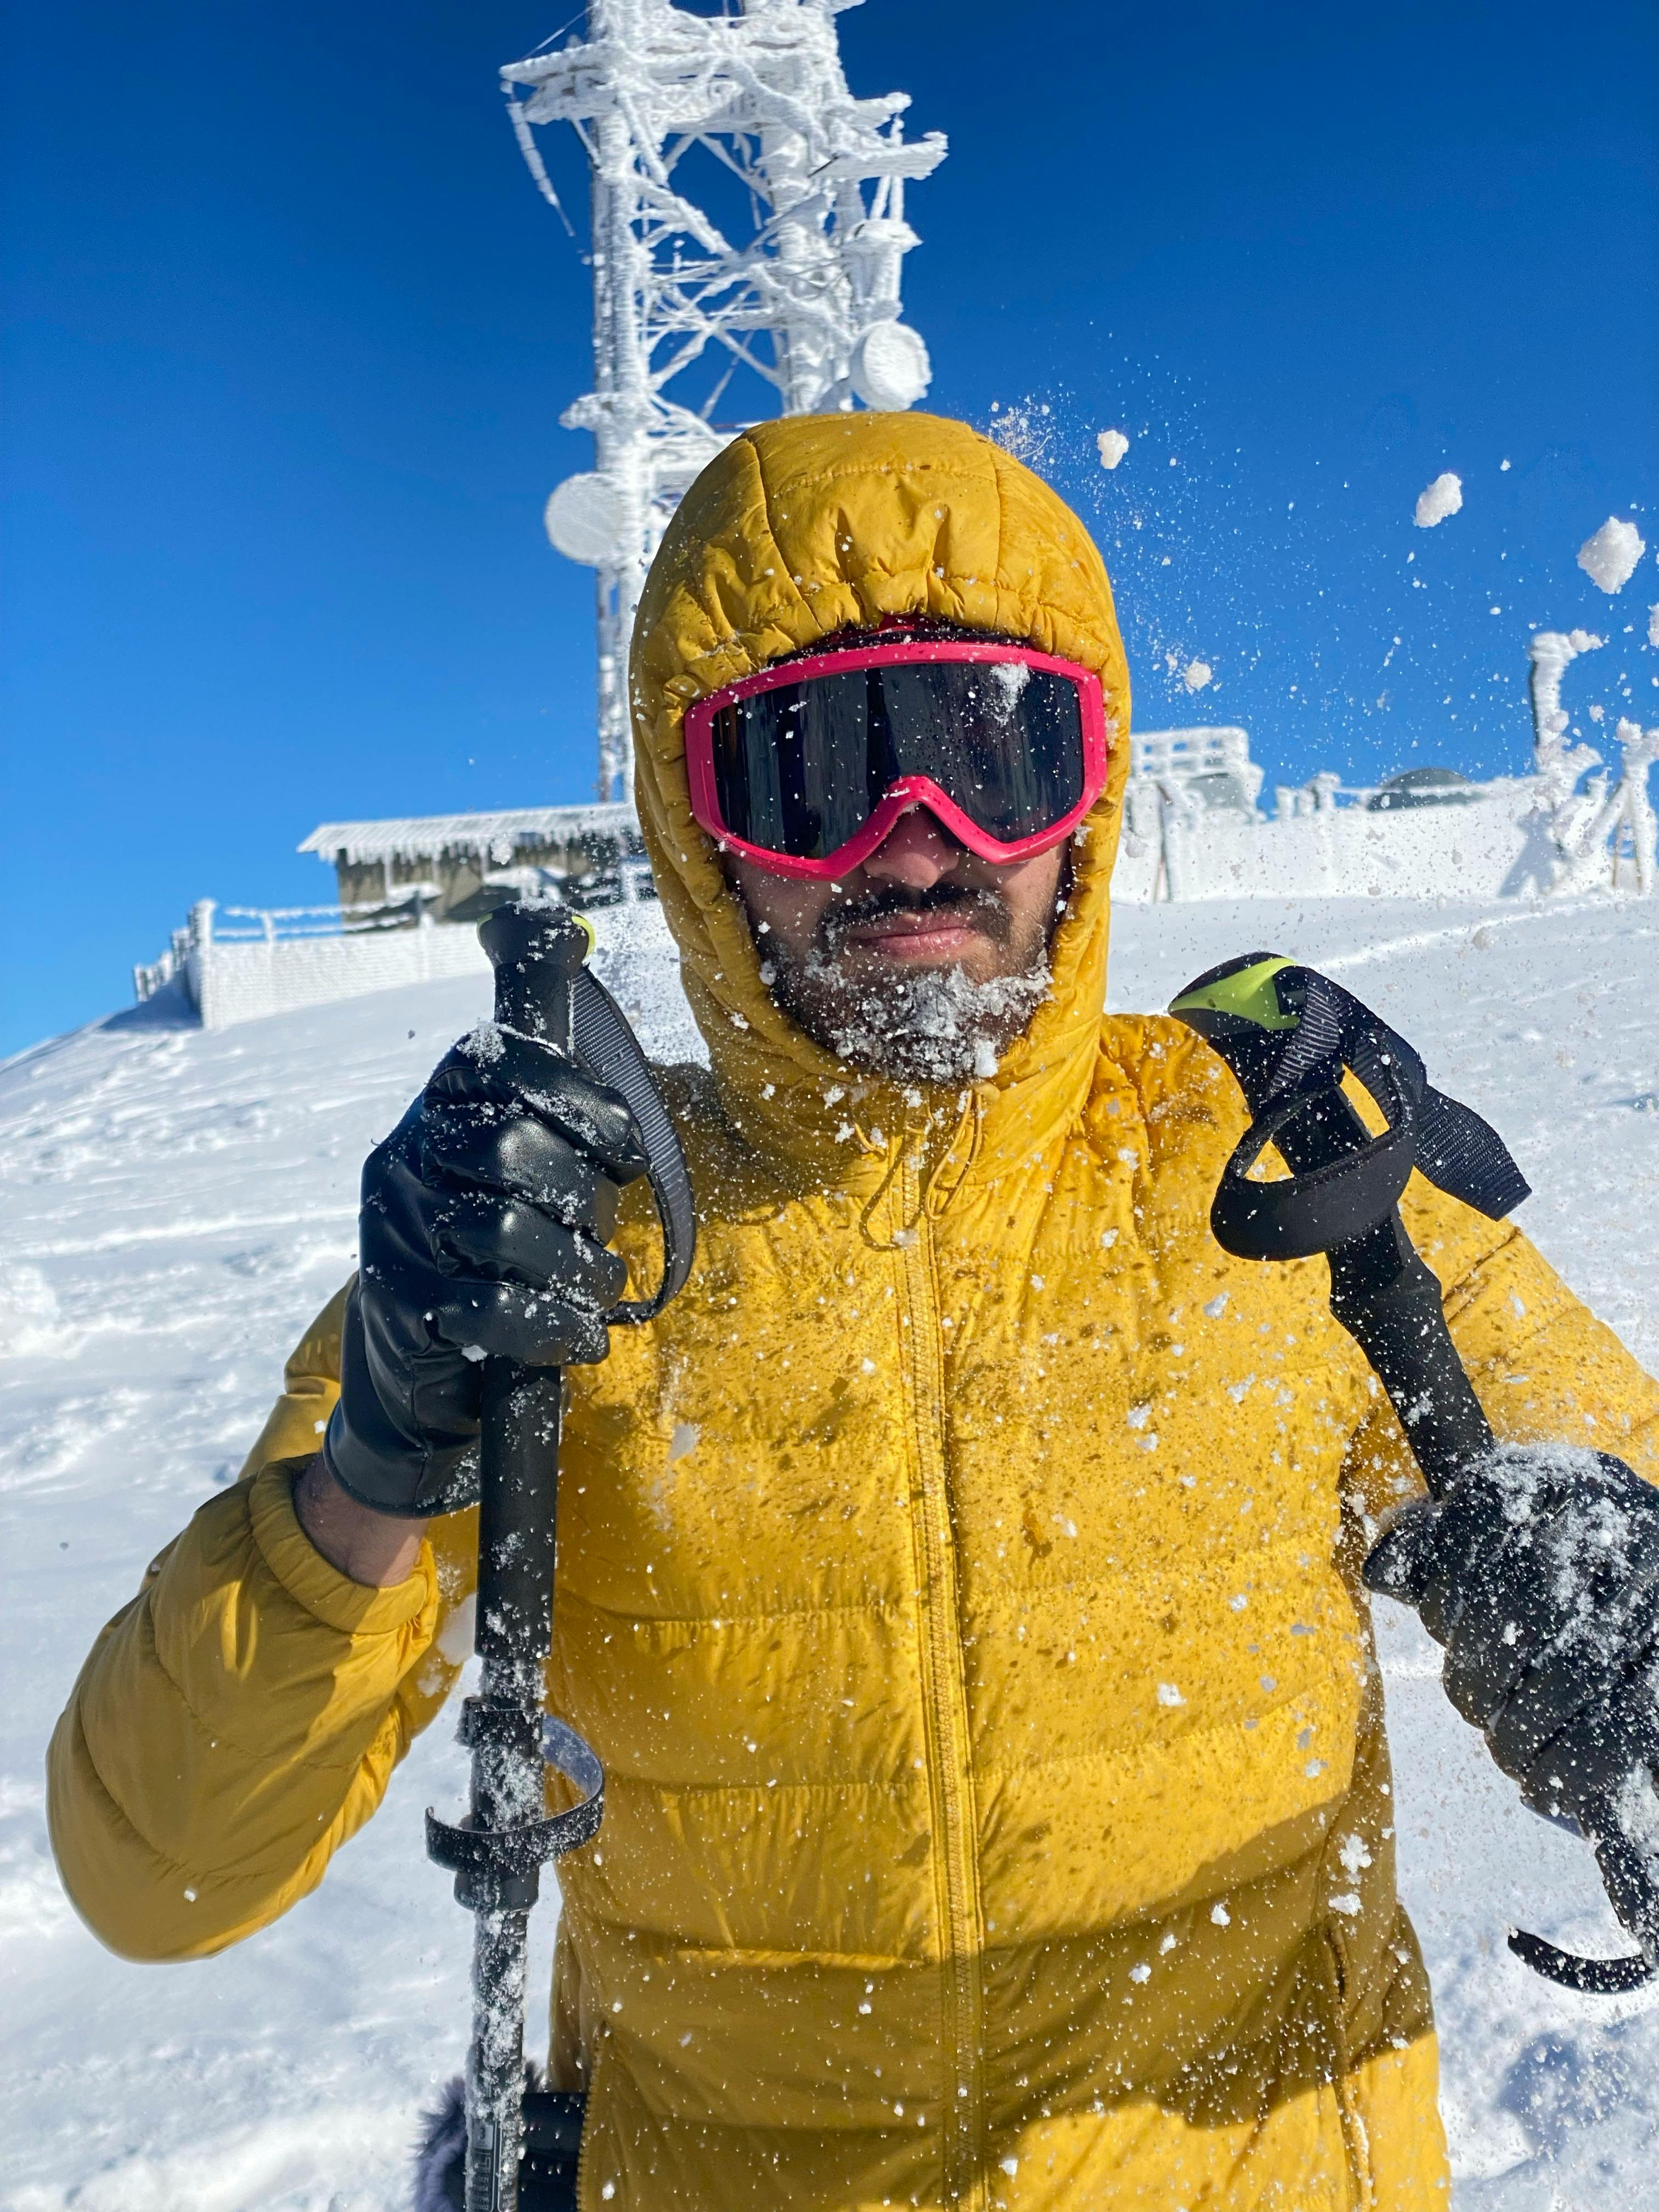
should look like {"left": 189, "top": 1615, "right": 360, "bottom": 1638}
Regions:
{"left": 299, "top": 804, "right": 638, "bottom": 867}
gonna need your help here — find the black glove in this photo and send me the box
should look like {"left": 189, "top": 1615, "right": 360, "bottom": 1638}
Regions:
{"left": 1364, "top": 1443, "right": 1659, "bottom": 1835}
{"left": 323, "top": 1023, "right": 650, "bottom": 1517}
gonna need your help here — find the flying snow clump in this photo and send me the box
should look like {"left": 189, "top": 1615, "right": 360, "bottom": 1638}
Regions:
{"left": 1577, "top": 517, "right": 1647, "bottom": 596}
{"left": 1096, "top": 429, "right": 1131, "bottom": 471}
{"left": 987, "top": 399, "right": 1056, "bottom": 472}
{"left": 1182, "top": 661, "right": 1213, "bottom": 692}
{"left": 1414, "top": 473, "right": 1463, "bottom": 529}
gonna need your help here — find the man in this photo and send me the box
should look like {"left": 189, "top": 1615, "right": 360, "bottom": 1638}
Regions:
{"left": 49, "top": 413, "right": 1659, "bottom": 2210}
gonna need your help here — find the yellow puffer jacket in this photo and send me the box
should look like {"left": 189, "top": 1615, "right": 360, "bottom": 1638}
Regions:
{"left": 50, "top": 414, "right": 1659, "bottom": 2212}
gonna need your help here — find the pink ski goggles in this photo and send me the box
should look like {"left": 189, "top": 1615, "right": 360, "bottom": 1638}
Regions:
{"left": 683, "top": 637, "right": 1109, "bottom": 880}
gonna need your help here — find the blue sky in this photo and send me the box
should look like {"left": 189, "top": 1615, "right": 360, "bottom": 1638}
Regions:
{"left": 4, "top": 0, "right": 1656, "bottom": 1054}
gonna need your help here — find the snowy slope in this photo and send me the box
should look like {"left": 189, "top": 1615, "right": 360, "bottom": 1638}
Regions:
{"left": 3, "top": 897, "right": 1657, "bottom": 2211}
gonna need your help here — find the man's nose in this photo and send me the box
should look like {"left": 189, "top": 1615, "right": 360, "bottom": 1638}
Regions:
{"left": 860, "top": 805, "right": 963, "bottom": 889}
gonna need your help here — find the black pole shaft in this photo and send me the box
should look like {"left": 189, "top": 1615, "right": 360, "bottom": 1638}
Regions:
{"left": 1272, "top": 1091, "right": 1493, "bottom": 1499}
{"left": 465, "top": 1901, "right": 531, "bottom": 2212}
{"left": 464, "top": 1362, "right": 565, "bottom": 2212}
{"left": 1328, "top": 1237, "right": 1493, "bottom": 1498}
{"left": 461, "top": 901, "right": 594, "bottom": 2212}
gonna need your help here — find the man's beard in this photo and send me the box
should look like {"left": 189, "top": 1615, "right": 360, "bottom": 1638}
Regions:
{"left": 760, "top": 880, "right": 1052, "bottom": 1088}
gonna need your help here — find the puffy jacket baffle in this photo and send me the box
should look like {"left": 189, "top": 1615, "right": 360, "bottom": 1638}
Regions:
{"left": 50, "top": 413, "right": 1659, "bottom": 2211}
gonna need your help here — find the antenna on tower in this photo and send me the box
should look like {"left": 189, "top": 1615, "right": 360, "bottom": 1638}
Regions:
{"left": 501, "top": 0, "right": 947, "bottom": 803}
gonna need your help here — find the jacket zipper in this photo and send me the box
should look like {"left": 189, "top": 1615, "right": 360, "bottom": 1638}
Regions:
{"left": 895, "top": 1157, "right": 986, "bottom": 2210}
{"left": 574, "top": 2028, "right": 596, "bottom": 2211}
{"left": 574, "top": 2101, "right": 590, "bottom": 2212}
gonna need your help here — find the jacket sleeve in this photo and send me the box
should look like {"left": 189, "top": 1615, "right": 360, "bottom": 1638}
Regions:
{"left": 46, "top": 1284, "right": 475, "bottom": 1962}
{"left": 1341, "top": 1178, "right": 1659, "bottom": 1524}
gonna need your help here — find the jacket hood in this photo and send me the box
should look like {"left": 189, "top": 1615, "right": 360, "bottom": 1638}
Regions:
{"left": 629, "top": 411, "right": 1132, "bottom": 1177}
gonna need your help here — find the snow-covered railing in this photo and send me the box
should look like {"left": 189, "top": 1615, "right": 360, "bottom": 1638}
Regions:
{"left": 1128, "top": 725, "right": 1265, "bottom": 818}
{"left": 133, "top": 897, "right": 437, "bottom": 1003}
{"left": 131, "top": 897, "right": 492, "bottom": 1029}
{"left": 129, "top": 871, "right": 662, "bottom": 1030}
{"left": 1269, "top": 775, "right": 1355, "bottom": 818}
{"left": 132, "top": 913, "right": 199, "bottom": 1006}
{"left": 208, "top": 901, "right": 438, "bottom": 942}
{"left": 1131, "top": 724, "right": 1255, "bottom": 782}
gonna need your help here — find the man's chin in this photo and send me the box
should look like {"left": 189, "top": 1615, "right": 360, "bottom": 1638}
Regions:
{"left": 775, "top": 941, "right": 1051, "bottom": 1087}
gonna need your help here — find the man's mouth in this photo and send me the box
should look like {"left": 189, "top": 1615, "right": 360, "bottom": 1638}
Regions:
{"left": 823, "top": 889, "right": 1009, "bottom": 966}
{"left": 843, "top": 911, "right": 983, "bottom": 961}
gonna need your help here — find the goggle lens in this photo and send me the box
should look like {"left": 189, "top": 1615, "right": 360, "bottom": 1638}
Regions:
{"left": 708, "top": 659, "right": 1087, "bottom": 863}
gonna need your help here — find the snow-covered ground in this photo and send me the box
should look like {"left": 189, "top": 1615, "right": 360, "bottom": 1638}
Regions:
{"left": 3, "top": 895, "right": 1657, "bottom": 2210}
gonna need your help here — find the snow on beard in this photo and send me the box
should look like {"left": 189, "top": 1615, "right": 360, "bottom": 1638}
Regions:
{"left": 764, "top": 879, "right": 1052, "bottom": 1087}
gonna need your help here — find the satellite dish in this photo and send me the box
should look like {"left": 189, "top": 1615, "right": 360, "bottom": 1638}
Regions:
{"left": 544, "top": 473, "right": 630, "bottom": 566}
{"left": 849, "top": 322, "right": 932, "bottom": 412}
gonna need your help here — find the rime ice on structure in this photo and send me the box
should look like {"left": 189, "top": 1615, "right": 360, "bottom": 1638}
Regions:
{"left": 502, "top": 0, "right": 946, "bottom": 802}
{"left": 1527, "top": 629, "right": 1606, "bottom": 810}
{"left": 1528, "top": 631, "right": 1659, "bottom": 898}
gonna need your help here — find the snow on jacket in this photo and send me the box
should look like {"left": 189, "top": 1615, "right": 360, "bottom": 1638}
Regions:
{"left": 50, "top": 414, "right": 1659, "bottom": 2212}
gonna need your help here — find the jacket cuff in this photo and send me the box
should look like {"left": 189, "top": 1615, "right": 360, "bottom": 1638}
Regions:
{"left": 249, "top": 1459, "right": 436, "bottom": 1637}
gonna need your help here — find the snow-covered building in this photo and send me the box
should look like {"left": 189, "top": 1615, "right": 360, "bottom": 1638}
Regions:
{"left": 131, "top": 804, "right": 656, "bottom": 1030}
{"left": 297, "top": 802, "right": 650, "bottom": 922}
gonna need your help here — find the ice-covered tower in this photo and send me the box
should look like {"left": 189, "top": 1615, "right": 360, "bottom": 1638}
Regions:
{"left": 501, "top": 0, "right": 946, "bottom": 800}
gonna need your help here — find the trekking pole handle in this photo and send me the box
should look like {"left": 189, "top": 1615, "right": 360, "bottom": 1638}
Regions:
{"left": 472, "top": 900, "right": 594, "bottom": 1697}
{"left": 479, "top": 899, "right": 594, "bottom": 1053}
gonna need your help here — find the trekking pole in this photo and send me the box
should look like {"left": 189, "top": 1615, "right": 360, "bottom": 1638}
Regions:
{"left": 1171, "top": 951, "right": 1659, "bottom": 1996}
{"left": 425, "top": 899, "right": 696, "bottom": 2212}
{"left": 1171, "top": 954, "right": 1506, "bottom": 1505}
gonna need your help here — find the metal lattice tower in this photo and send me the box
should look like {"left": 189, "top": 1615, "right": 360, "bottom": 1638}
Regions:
{"left": 501, "top": 0, "right": 946, "bottom": 801}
